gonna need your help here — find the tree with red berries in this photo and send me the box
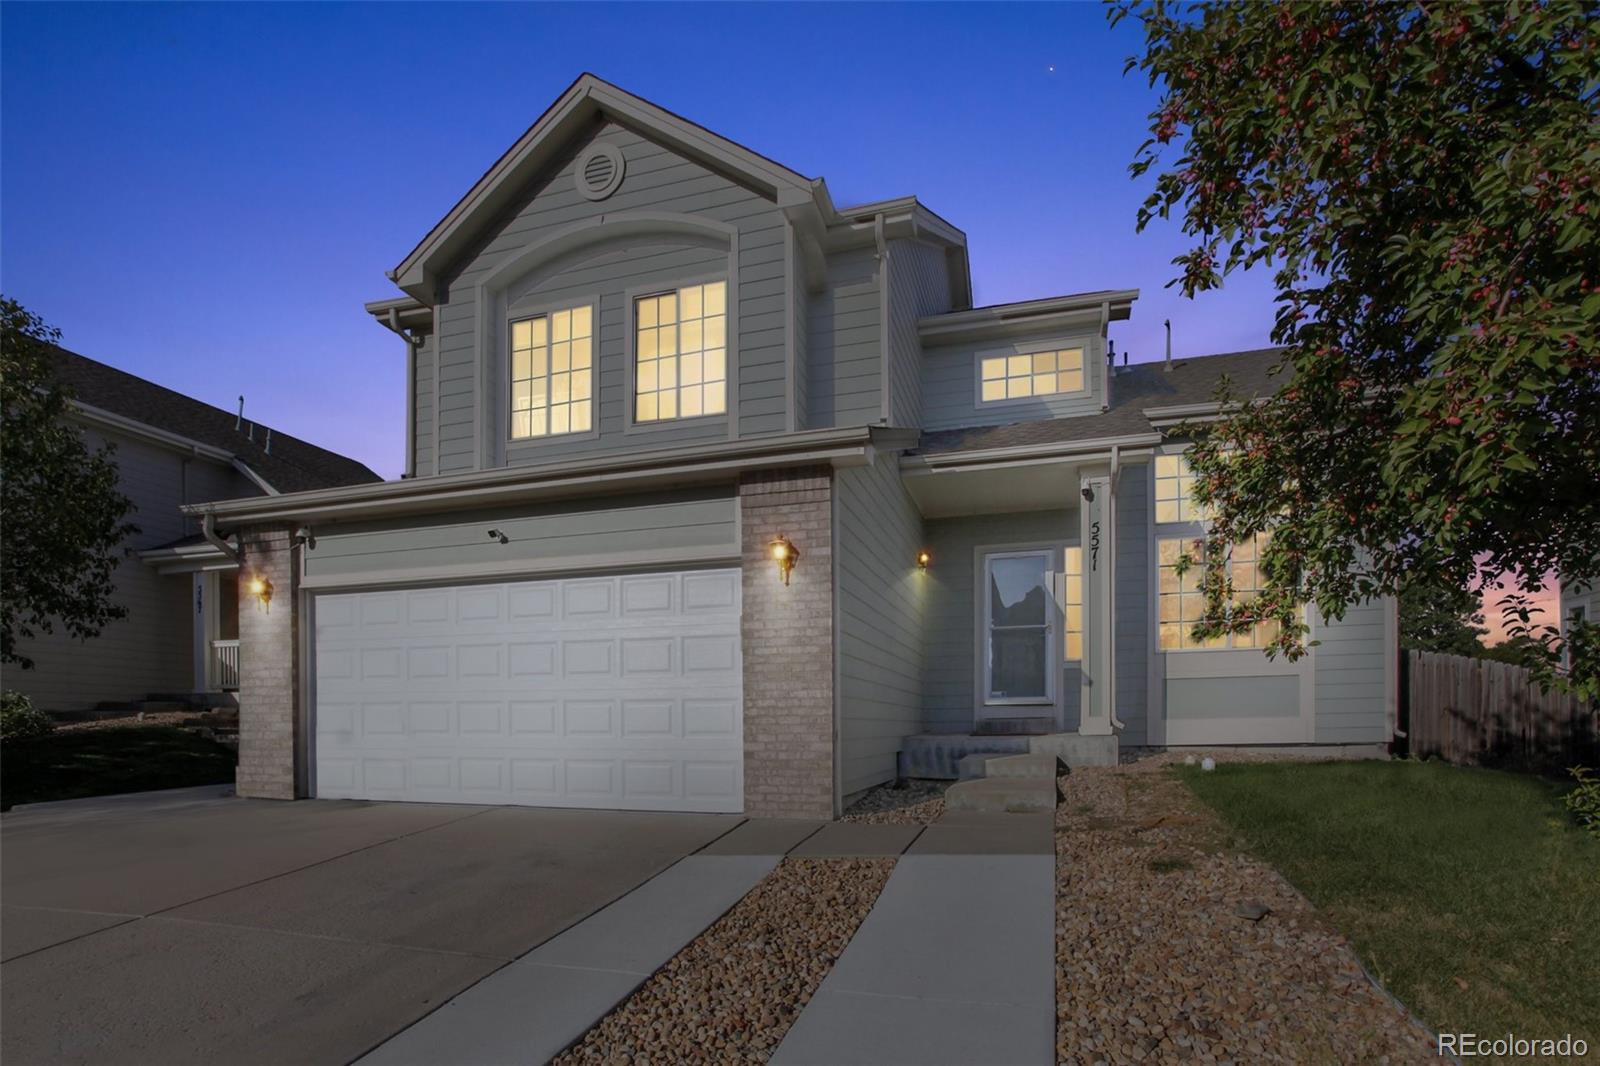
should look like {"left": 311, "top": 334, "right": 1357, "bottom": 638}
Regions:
{"left": 1114, "top": 1, "right": 1600, "bottom": 698}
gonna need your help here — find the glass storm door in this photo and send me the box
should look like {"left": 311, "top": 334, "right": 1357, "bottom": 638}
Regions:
{"left": 985, "top": 552, "right": 1054, "bottom": 704}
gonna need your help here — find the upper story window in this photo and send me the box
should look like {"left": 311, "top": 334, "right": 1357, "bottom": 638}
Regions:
{"left": 635, "top": 281, "right": 727, "bottom": 423}
{"left": 510, "top": 305, "right": 592, "bottom": 439}
{"left": 979, "top": 347, "right": 1085, "bottom": 404}
{"left": 1154, "top": 453, "right": 1214, "bottom": 524}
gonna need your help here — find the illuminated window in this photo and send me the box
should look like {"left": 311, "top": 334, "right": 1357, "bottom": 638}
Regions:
{"left": 1158, "top": 533, "right": 1280, "bottom": 650}
{"left": 979, "top": 348, "right": 1084, "bottom": 404}
{"left": 510, "top": 305, "right": 592, "bottom": 439}
{"left": 1154, "top": 453, "right": 1213, "bottom": 524}
{"left": 1062, "top": 546, "right": 1084, "bottom": 661}
{"left": 635, "top": 281, "right": 727, "bottom": 422}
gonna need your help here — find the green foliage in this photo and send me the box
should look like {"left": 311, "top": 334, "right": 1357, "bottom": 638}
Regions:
{"left": 1566, "top": 766, "right": 1600, "bottom": 837}
{"left": 1, "top": 298, "right": 139, "bottom": 668}
{"left": 0, "top": 691, "right": 55, "bottom": 740}
{"left": 1113, "top": 1, "right": 1600, "bottom": 699}
{"left": 1399, "top": 578, "right": 1487, "bottom": 656}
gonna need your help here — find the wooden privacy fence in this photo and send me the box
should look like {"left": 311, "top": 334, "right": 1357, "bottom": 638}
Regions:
{"left": 1404, "top": 650, "right": 1598, "bottom": 768}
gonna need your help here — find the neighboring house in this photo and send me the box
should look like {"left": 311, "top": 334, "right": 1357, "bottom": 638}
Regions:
{"left": 189, "top": 75, "right": 1397, "bottom": 819}
{"left": 7, "top": 348, "right": 380, "bottom": 713}
{"left": 1562, "top": 578, "right": 1597, "bottom": 654}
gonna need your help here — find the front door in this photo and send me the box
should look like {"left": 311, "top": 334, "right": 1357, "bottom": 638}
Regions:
{"left": 982, "top": 551, "right": 1055, "bottom": 712}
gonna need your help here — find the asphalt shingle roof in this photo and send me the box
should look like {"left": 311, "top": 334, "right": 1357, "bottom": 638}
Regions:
{"left": 50, "top": 347, "right": 383, "bottom": 494}
{"left": 912, "top": 347, "right": 1287, "bottom": 456}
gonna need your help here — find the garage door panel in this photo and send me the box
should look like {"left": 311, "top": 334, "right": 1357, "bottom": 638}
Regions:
{"left": 314, "top": 569, "right": 743, "bottom": 813}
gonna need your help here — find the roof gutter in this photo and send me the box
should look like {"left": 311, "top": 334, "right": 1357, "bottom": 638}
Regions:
{"left": 185, "top": 425, "right": 904, "bottom": 526}
{"left": 901, "top": 432, "right": 1162, "bottom": 472}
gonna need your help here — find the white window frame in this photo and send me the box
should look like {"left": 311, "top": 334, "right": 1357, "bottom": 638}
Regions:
{"left": 625, "top": 276, "right": 730, "bottom": 432}
{"left": 973, "top": 338, "right": 1091, "bottom": 409}
{"left": 981, "top": 549, "right": 1058, "bottom": 706}
{"left": 504, "top": 296, "right": 600, "bottom": 446}
{"left": 1062, "top": 544, "right": 1084, "bottom": 663}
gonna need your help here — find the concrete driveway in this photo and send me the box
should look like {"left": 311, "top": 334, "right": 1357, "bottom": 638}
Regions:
{"left": 0, "top": 786, "right": 737, "bottom": 1065}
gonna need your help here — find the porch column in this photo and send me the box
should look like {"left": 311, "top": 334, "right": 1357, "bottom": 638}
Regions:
{"left": 1078, "top": 472, "right": 1115, "bottom": 736}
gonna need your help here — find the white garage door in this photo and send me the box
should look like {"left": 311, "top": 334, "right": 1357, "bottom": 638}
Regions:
{"left": 312, "top": 569, "right": 743, "bottom": 812}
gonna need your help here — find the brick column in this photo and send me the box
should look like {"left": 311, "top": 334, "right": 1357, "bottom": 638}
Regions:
{"left": 235, "top": 525, "right": 301, "bottom": 800}
{"left": 740, "top": 467, "right": 835, "bottom": 819}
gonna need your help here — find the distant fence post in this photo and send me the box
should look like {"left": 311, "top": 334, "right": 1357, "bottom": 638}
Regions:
{"left": 1404, "top": 649, "right": 1597, "bottom": 769}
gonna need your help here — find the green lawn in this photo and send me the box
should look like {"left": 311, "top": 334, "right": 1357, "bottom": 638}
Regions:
{"left": 1177, "top": 759, "right": 1599, "bottom": 1047}
{"left": 1, "top": 726, "right": 236, "bottom": 809}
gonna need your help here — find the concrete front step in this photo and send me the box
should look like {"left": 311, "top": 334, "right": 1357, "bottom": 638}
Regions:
{"left": 902, "top": 732, "right": 1118, "bottom": 779}
{"left": 956, "top": 752, "right": 1062, "bottom": 781}
{"left": 944, "top": 776, "right": 1058, "bottom": 814}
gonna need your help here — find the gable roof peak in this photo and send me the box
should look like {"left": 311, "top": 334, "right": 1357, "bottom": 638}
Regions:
{"left": 390, "top": 74, "right": 820, "bottom": 301}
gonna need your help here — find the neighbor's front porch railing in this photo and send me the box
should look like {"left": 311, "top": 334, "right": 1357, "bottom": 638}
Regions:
{"left": 211, "top": 639, "right": 240, "bottom": 691}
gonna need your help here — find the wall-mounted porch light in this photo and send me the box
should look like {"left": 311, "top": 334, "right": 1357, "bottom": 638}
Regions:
{"left": 916, "top": 550, "right": 932, "bottom": 572}
{"left": 768, "top": 535, "right": 799, "bottom": 586}
{"left": 246, "top": 573, "right": 274, "bottom": 609}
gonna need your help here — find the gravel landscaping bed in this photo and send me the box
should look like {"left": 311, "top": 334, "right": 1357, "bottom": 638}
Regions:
{"left": 554, "top": 857, "right": 893, "bottom": 1064}
{"left": 1055, "top": 756, "right": 1438, "bottom": 1064}
{"left": 839, "top": 778, "right": 948, "bottom": 824}
{"left": 56, "top": 712, "right": 197, "bottom": 732}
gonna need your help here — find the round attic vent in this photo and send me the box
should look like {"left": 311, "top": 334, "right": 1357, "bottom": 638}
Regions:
{"left": 575, "top": 143, "right": 625, "bottom": 201}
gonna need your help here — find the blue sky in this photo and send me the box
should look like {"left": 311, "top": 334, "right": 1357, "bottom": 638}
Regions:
{"left": 1, "top": 2, "right": 1278, "bottom": 478}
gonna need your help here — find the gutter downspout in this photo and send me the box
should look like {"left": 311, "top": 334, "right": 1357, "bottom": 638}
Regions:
{"left": 387, "top": 308, "right": 418, "bottom": 480}
{"left": 201, "top": 512, "right": 241, "bottom": 565}
{"left": 873, "top": 212, "right": 891, "bottom": 426}
{"left": 1107, "top": 444, "right": 1126, "bottom": 731}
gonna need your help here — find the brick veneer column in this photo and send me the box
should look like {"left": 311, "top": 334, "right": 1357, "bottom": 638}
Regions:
{"left": 235, "top": 525, "right": 301, "bottom": 800}
{"left": 740, "top": 467, "right": 835, "bottom": 819}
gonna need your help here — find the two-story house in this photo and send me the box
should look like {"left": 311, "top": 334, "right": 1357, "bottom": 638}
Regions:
{"left": 189, "top": 76, "right": 1397, "bottom": 818}
{"left": 10, "top": 348, "right": 380, "bottom": 714}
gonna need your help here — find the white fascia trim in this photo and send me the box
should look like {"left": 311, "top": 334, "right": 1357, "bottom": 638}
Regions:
{"left": 1142, "top": 397, "right": 1268, "bottom": 428}
{"left": 901, "top": 432, "right": 1162, "bottom": 472}
{"left": 69, "top": 401, "right": 235, "bottom": 463}
{"left": 919, "top": 289, "right": 1139, "bottom": 342}
{"left": 185, "top": 426, "right": 899, "bottom": 525}
{"left": 137, "top": 542, "right": 239, "bottom": 575}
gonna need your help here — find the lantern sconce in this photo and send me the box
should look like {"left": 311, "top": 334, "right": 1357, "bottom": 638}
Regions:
{"left": 246, "top": 573, "right": 274, "bottom": 610}
{"left": 916, "top": 550, "right": 932, "bottom": 572}
{"left": 768, "top": 534, "right": 799, "bottom": 586}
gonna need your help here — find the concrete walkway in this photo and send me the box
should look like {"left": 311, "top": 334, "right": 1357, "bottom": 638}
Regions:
{"left": 773, "top": 812, "right": 1056, "bottom": 1066}
{"left": 357, "top": 818, "right": 830, "bottom": 1065}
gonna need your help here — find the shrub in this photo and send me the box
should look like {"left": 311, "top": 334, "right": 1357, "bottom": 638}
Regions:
{"left": 0, "top": 691, "right": 54, "bottom": 740}
{"left": 1565, "top": 767, "right": 1600, "bottom": 839}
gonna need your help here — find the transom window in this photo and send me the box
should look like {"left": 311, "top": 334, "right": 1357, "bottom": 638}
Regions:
{"left": 1157, "top": 533, "right": 1279, "bottom": 650}
{"left": 1062, "top": 546, "right": 1084, "bottom": 661}
{"left": 510, "top": 305, "right": 592, "bottom": 439}
{"left": 635, "top": 281, "right": 727, "bottom": 423}
{"left": 979, "top": 348, "right": 1084, "bottom": 404}
{"left": 1154, "top": 453, "right": 1213, "bottom": 524}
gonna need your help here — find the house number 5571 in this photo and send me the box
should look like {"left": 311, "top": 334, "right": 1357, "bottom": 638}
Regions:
{"left": 1089, "top": 521, "right": 1101, "bottom": 572}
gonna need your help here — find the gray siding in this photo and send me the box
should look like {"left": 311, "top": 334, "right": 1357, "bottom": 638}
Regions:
{"left": 9, "top": 427, "right": 261, "bottom": 711}
{"left": 922, "top": 331, "right": 1107, "bottom": 431}
{"left": 1114, "top": 460, "right": 1151, "bottom": 745}
{"left": 836, "top": 451, "right": 926, "bottom": 796}
{"left": 885, "top": 239, "right": 952, "bottom": 429}
{"left": 1313, "top": 597, "right": 1392, "bottom": 743}
{"left": 790, "top": 230, "right": 809, "bottom": 431}
{"left": 921, "top": 509, "right": 1076, "bottom": 733}
{"left": 805, "top": 248, "right": 881, "bottom": 429}
{"left": 302, "top": 488, "right": 737, "bottom": 581}
{"left": 433, "top": 121, "right": 789, "bottom": 474}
